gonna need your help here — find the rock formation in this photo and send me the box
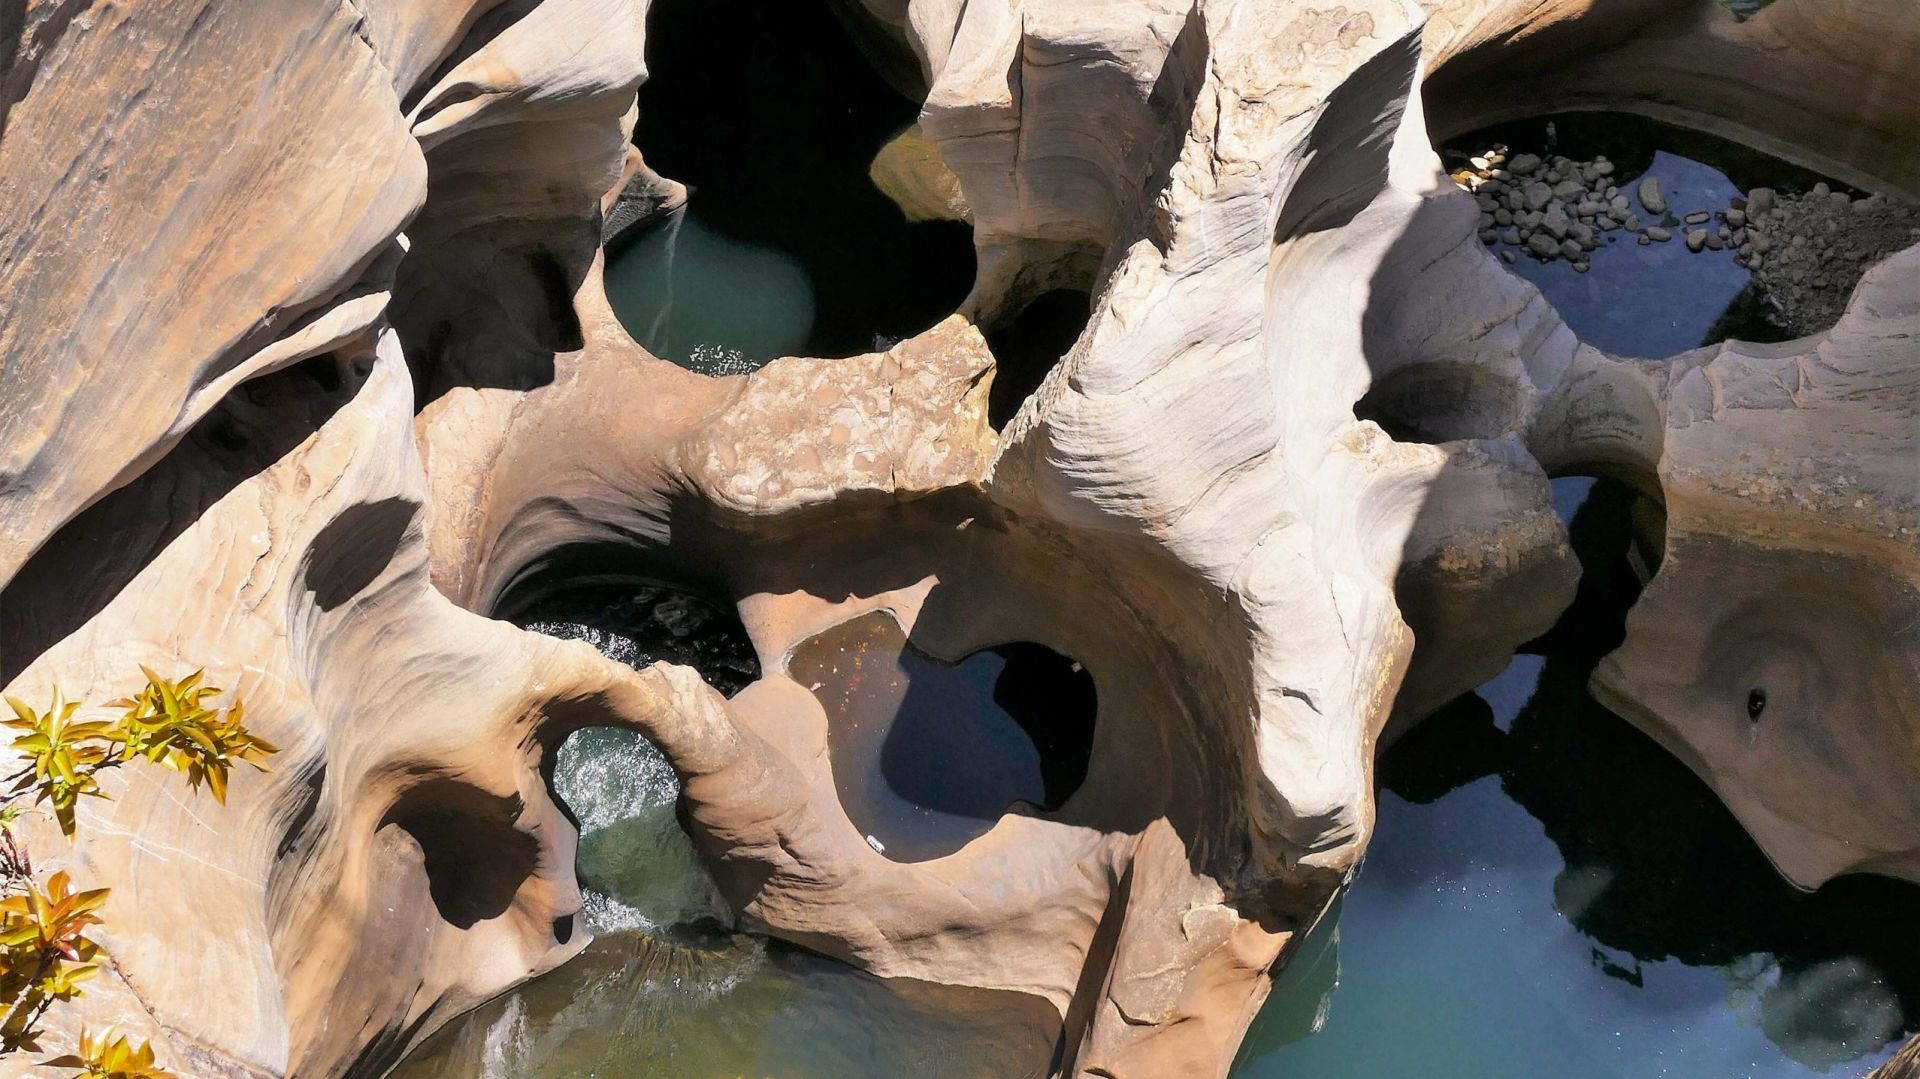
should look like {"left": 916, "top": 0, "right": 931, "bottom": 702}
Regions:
{"left": 0, "top": 0, "right": 1913, "bottom": 1076}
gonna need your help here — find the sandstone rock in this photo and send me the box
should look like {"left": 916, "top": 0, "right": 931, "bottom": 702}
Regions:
{"left": 1423, "top": 3, "right": 1920, "bottom": 198}
{"left": 1646, "top": 227, "right": 1673, "bottom": 241}
{"left": 1749, "top": 187, "right": 1778, "bottom": 215}
{"left": 1685, "top": 211, "right": 1713, "bottom": 225}
{"left": 2, "top": 1, "right": 1915, "bottom": 1076}
{"left": 601, "top": 147, "right": 689, "bottom": 248}
{"left": 1581, "top": 247, "right": 1920, "bottom": 890}
{"left": 1686, "top": 228, "right": 1708, "bottom": 251}
{"left": 868, "top": 122, "right": 973, "bottom": 223}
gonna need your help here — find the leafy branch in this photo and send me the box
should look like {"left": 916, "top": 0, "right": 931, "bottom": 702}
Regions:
{"left": 0, "top": 669, "right": 277, "bottom": 1076}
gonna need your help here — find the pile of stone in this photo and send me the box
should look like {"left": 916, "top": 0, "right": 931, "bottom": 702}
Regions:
{"left": 1452, "top": 144, "right": 1920, "bottom": 334}
{"left": 1741, "top": 183, "right": 1920, "bottom": 333}
{"left": 1451, "top": 145, "right": 1644, "bottom": 272}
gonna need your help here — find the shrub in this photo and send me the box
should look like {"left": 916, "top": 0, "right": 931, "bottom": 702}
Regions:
{"left": 0, "top": 669, "right": 276, "bottom": 1075}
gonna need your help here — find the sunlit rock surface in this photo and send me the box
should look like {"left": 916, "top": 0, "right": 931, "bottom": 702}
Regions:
{"left": 0, "top": 0, "right": 1913, "bottom": 1074}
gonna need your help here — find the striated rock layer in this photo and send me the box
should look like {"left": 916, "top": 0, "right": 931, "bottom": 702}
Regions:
{"left": 0, "top": 0, "right": 1913, "bottom": 1076}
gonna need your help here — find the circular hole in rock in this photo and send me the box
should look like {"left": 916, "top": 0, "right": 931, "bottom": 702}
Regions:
{"left": 1440, "top": 112, "right": 1915, "bottom": 354}
{"left": 508, "top": 576, "right": 759, "bottom": 932}
{"left": 787, "top": 611, "right": 1098, "bottom": 863}
{"left": 607, "top": 0, "right": 976, "bottom": 373}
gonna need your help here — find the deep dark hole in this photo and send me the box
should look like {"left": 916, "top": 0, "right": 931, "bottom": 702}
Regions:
{"left": 991, "top": 643, "right": 1099, "bottom": 806}
{"left": 496, "top": 546, "right": 760, "bottom": 697}
{"left": 984, "top": 290, "right": 1092, "bottom": 428}
{"left": 635, "top": 0, "right": 975, "bottom": 357}
{"left": 789, "top": 612, "right": 1098, "bottom": 862}
{"left": 1379, "top": 476, "right": 1920, "bottom": 1053}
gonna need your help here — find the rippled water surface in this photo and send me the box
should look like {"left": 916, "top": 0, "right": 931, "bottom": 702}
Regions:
{"left": 1230, "top": 478, "right": 1920, "bottom": 1078}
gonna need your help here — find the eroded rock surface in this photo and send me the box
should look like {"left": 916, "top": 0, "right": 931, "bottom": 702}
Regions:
{"left": 0, "top": 0, "right": 1913, "bottom": 1075}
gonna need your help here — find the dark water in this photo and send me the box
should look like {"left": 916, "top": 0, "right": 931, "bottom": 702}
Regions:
{"left": 1231, "top": 477, "right": 1920, "bottom": 1078}
{"left": 787, "top": 611, "right": 1098, "bottom": 863}
{"left": 1444, "top": 113, "right": 1850, "bottom": 355}
{"left": 604, "top": 0, "right": 976, "bottom": 372}
{"left": 1500, "top": 150, "right": 1759, "bottom": 357}
{"left": 513, "top": 580, "right": 761, "bottom": 698}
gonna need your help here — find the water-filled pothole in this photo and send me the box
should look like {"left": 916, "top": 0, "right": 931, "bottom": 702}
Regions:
{"left": 788, "top": 611, "right": 1098, "bottom": 863}
{"left": 1442, "top": 112, "right": 1915, "bottom": 353}
{"left": 392, "top": 589, "right": 1065, "bottom": 1079}
{"left": 1231, "top": 476, "right": 1920, "bottom": 1077}
{"left": 515, "top": 580, "right": 761, "bottom": 698}
{"left": 604, "top": 0, "right": 976, "bottom": 373}
{"left": 509, "top": 578, "right": 758, "bottom": 932}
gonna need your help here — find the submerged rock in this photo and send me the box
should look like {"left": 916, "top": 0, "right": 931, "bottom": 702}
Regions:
{"left": 1638, "top": 176, "right": 1668, "bottom": 215}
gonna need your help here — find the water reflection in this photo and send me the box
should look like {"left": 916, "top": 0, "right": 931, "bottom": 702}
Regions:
{"left": 606, "top": 0, "right": 976, "bottom": 372}
{"left": 1498, "top": 150, "right": 1754, "bottom": 357}
{"left": 1234, "top": 478, "right": 1920, "bottom": 1077}
{"left": 1452, "top": 112, "right": 1848, "bottom": 354}
{"left": 603, "top": 209, "right": 815, "bottom": 375}
{"left": 787, "top": 612, "right": 1098, "bottom": 863}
